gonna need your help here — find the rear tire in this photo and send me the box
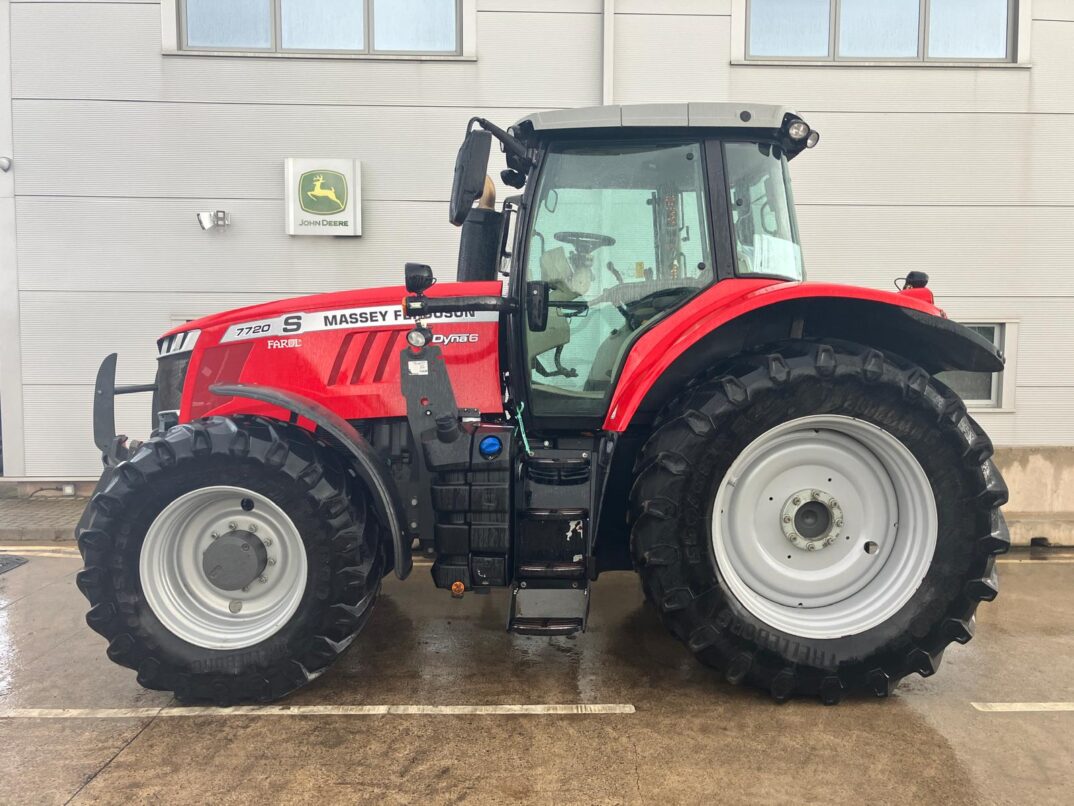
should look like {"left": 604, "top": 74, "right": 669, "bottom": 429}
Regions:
{"left": 630, "top": 341, "right": 1009, "bottom": 703}
{"left": 76, "top": 416, "right": 385, "bottom": 705}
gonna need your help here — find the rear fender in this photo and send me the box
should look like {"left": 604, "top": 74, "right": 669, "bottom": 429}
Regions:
{"left": 604, "top": 281, "right": 1005, "bottom": 431}
{"left": 212, "top": 383, "right": 411, "bottom": 579}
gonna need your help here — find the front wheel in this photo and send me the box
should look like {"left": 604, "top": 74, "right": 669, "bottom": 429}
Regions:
{"left": 76, "top": 416, "right": 385, "bottom": 704}
{"left": 630, "top": 341, "right": 1009, "bottom": 703}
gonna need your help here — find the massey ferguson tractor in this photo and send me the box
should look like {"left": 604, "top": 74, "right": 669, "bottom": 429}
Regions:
{"left": 76, "top": 103, "right": 1008, "bottom": 705}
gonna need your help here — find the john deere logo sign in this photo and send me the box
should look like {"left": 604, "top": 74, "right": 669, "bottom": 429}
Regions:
{"left": 285, "top": 159, "right": 361, "bottom": 236}
{"left": 300, "top": 170, "right": 348, "bottom": 215}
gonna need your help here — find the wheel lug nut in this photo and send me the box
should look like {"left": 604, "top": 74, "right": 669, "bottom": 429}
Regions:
{"left": 830, "top": 500, "right": 838, "bottom": 508}
{"left": 812, "top": 491, "right": 821, "bottom": 499}
{"left": 248, "top": 523, "right": 258, "bottom": 533}
{"left": 782, "top": 516, "right": 791, "bottom": 523}
{"left": 242, "top": 585, "right": 250, "bottom": 592}
{"left": 258, "top": 576, "right": 268, "bottom": 584}
{"left": 210, "top": 531, "right": 219, "bottom": 540}
{"left": 835, "top": 519, "right": 844, "bottom": 527}
{"left": 228, "top": 522, "right": 237, "bottom": 531}
{"left": 263, "top": 537, "right": 273, "bottom": 547}
{"left": 229, "top": 600, "right": 242, "bottom": 613}
{"left": 268, "top": 557, "right": 277, "bottom": 566}
{"left": 792, "top": 497, "right": 801, "bottom": 506}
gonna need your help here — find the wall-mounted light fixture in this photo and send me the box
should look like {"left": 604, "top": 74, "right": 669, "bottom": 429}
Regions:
{"left": 196, "top": 211, "right": 230, "bottom": 231}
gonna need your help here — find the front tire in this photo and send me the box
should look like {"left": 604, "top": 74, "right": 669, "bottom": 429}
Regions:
{"left": 630, "top": 341, "right": 1009, "bottom": 703}
{"left": 76, "top": 416, "right": 385, "bottom": 705}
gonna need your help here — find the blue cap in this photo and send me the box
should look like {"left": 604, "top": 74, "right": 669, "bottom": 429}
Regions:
{"left": 478, "top": 435, "right": 503, "bottom": 459}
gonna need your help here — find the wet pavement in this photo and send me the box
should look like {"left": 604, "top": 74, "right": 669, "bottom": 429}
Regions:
{"left": 0, "top": 547, "right": 1072, "bottom": 805}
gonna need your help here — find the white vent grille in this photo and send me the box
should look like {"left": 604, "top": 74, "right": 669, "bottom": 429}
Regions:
{"left": 157, "top": 329, "right": 200, "bottom": 357}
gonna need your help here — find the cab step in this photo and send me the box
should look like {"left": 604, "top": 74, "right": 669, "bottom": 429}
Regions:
{"left": 507, "top": 582, "right": 589, "bottom": 636}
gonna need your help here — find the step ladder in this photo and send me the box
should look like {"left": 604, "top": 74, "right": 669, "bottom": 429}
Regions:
{"left": 508, "top": 448, "right": 594, "bottom": 636}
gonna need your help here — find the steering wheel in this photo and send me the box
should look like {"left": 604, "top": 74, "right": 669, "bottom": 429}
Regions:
{"left": 554, "top": 231, "right": 615, "bottom": 256}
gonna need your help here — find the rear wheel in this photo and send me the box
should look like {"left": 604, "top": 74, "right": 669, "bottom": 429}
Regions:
{"left": 630, "top": 341, "right": 1009, "bottom": 703}
{"left": 76, "top": 416, "right": 385, "bottom": 705}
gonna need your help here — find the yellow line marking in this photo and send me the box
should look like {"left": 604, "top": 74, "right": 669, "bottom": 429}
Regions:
{"left": 0, "top": 704, "right": 636, "bottom": 719}
{"left": 996, "top": 558, "right": 1074, "bottom": 564}
{"left": 972, "top": 702, "right": 1074, "bottom": 712}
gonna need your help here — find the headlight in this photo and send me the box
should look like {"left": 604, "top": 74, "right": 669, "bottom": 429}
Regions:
{"left": 787, "top": 121, "right": 810, "bottom": 141}
{"left": 157, "top": 329, "right": 200, "bottom": 357}
{"left": 806, "top": 130, "right": 821, "bottom": 148}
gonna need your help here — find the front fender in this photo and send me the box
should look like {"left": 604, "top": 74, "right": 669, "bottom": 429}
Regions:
{"left": 212, "top": 383, "right": 411, "bottom": 579}
{"left": 604, "top": 279, "right": 1005, "bottom": 431}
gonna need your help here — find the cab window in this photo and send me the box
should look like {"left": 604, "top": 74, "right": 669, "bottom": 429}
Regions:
{"left": 524, "top": 141, "right": 713, "bottom": 417}
{"left": 725, "top": 142, "right": 804, "bottom": 281}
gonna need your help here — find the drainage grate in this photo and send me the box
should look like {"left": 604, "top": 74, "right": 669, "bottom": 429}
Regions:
{"left": 0, "top": 555, "right": 27, "bottom": 576}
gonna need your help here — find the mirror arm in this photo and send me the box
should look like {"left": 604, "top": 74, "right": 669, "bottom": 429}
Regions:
{"left": 471, "top": 117, "right": 533, "bottom": 169}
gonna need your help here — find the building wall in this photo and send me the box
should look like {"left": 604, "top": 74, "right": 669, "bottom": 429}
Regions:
{"left": 1, "top": 1, "right": 1072, "bottom": 493}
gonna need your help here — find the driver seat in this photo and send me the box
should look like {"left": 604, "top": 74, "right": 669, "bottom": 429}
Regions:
{"left": 525, "top": 247, "right": 582, "bottom": 366}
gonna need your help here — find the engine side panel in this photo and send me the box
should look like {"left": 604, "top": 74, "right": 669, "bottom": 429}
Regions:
{"left": 172, "top": 282, "right": 504, "bottom": 423}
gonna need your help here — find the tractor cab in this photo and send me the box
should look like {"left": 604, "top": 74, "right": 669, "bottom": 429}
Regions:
{"left": 442, "top": 104, "right": 817, "bottom": 423}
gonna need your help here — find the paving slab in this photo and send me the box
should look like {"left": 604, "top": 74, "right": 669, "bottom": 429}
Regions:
{"left": 0, "top": 498, "right": 86, "bottom": 543}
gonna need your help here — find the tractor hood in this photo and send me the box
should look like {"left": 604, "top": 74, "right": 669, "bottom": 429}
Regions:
{"left": 161, "top": 281, "right": 503, "bottom": 341}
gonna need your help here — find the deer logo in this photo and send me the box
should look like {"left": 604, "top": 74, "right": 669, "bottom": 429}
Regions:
{"left": 299, "top": 170, "right": 348, "bottom": 215}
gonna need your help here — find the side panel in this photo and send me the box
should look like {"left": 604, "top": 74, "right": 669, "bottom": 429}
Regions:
{"left": 176, "top": 282, "right": 504, "bottom": 423}
{"left": 603, "top": 278, "right": 951, "bottom": 431}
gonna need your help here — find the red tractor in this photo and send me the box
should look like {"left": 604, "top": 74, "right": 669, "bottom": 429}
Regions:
{"left": 77, "top": 104, "right": 1008, "bottom": 705}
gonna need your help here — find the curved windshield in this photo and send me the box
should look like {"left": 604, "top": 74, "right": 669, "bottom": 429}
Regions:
{"left": 725, "top": 142, "right": 804, "bottom": 281}
{"left": 524, "top": 141, "right": 714, "bottom": 417}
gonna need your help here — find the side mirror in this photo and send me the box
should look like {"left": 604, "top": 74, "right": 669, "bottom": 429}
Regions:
{"left": 405, "top": 262, "right": 435, "bottom": 294}
{"left": 449, "top": 130, "right": 492, "bottom": 226}
{"left": 526, "top": 281, "right": 549, "bottom": 332}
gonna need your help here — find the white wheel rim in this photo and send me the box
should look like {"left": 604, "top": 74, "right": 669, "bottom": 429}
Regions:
{"left": 140, "top": 485, "right": 308, "bottom": 650}
{"left": 711, "top": 415, "right": 937, "bottom": 640}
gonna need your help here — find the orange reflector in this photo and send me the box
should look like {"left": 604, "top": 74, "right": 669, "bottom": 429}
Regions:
{"left": 450, "top": 581, "right": 465, "bottom": 598}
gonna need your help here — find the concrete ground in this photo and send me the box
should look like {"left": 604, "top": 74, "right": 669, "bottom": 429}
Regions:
{"left": 0, "top": 545, "right": 1071, "bottom": 805}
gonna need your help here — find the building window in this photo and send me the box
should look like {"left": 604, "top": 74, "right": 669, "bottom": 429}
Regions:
{"left": 747, "top": 0, "right": 1015, "bottom": 62}
{"left": 936, "top": 324, "right": 1008, "bottom": 409}
{"left": 178, "top": 0, "right": 461, "bottom": 55}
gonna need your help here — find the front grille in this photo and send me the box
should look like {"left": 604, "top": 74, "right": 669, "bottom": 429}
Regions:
{"left": 152, "top": 353, "right": 190, "bottom": 428}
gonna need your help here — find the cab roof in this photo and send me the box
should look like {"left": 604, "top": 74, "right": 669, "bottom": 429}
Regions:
{"left": 512, "top": 103, "right": 796, "bottom": 134}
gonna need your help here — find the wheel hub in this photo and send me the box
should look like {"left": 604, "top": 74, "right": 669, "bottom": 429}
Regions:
{"left": 140, "top": 486, "right": 307, "bottom": 650}
{"left": 711, "top": 415, "right": 938, "bottom": 639}
{"left": 202, "top": 530, "right": 268, "bottom": 591}
{"left": 781, "top": 489, "right": 843, "bottom": 551}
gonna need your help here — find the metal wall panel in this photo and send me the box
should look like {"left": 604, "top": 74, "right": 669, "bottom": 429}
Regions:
{"left": 616, "top": 1, "right": 731, "bottom": 14}
{"left": 1034, "top": 0, "right": 1074, "bottom": 21}
{"left": 23, "top": 385, "right": 159, "bottom": 477}
{"left": 790, "top": 111, "right": 1074, "bottom": 206}
{"left": 14, "top": 101, "right": 1072, "bottom": 207}
{"left": 16, "top": 198, "right": 460, "bottom": 293}
{"left": 10, "top": 3, "right": 601, "bottom": 108}
{"left": 613, "top": 13, "right": 732, "bottom": 104}
{"left": 19, "top": 291, "right": 296, "bottom": 386}
{"left": 11, "top": 100, "right": 525, "bottom": 201}
{"left": 797, "top": 205, "right": 1074, "bottom": 297}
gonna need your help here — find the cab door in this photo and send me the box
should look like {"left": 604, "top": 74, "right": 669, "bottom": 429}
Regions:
{"left": 518, "top": 139, "right": 717, "bottom": 423}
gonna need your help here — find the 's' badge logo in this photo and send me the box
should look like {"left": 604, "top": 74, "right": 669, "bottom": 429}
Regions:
{"left": 299, "top": 170, "right": 348, "bottom": 215}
